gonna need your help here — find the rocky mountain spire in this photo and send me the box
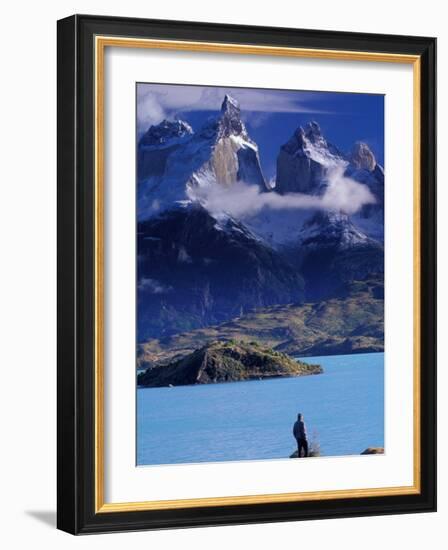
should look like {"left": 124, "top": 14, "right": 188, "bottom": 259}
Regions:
{"left": 303, "top": 121, "right": 325, "bottom": 144}
{"left": 350, "top": 141, "right": 377, "bottom": 171}
{"left": 221, "top": 93, "right": 240, "bottom": 115}
{"left": 219, "top": 94, "right": 247, "bottom": 138}
{"left": 275, "top": 121, "right": 345, "bottom": 195}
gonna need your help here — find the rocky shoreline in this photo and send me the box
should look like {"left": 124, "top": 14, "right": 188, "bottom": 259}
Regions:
{"left": 290, "top": 447, "right": 384, "bottom": 458}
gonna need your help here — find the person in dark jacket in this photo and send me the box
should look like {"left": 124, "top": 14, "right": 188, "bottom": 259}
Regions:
{"left": 293, "top": 413, "right": 308, "bottom": 457}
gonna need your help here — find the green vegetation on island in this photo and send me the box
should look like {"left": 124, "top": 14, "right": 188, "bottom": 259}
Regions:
{"left": 137, "top": 340, "right": 322, "bottom": 388}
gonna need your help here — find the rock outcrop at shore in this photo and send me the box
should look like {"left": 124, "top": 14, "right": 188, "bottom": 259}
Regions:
{"left": 361, "top": 447, "right": 384, "bottom": 455}
{"left": 289, "top": 445, "right": 384, "bottom": 458}
{"left": 289, "top": 449, "right": 320, "bottom": 458}
{"left": 137, "top": 340, "right": 322, "bottom": 388}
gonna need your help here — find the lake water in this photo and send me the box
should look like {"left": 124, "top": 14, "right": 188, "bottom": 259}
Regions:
{"left": 137, "top": 352, "right": 384, "bottom": 466}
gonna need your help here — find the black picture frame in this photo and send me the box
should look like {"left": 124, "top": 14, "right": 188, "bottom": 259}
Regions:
{"left": 57, "top": 14, "right": 436, "bottom": 535}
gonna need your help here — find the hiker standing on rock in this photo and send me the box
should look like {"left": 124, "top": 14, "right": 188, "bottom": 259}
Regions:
{"left": 293, "top": 413, "right": 308, "bottom": 457}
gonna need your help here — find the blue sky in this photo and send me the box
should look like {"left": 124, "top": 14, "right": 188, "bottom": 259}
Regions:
{"left": 137, "top": 83, "right": 384, "bottom": 181}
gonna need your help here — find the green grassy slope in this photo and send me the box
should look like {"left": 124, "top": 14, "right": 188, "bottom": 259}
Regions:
{"left": 138, "top": 277, "right": 383, "bottom": 369}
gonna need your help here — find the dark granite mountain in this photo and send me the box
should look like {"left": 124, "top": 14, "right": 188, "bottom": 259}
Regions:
{"left": 275, "top": 121, "right": 345, "bottom": 195}
{"left": 137, "top": 204, "right": 304, "bottom": 341}
{"left": 284, "top": 211, "right": 384, "bottom": 300}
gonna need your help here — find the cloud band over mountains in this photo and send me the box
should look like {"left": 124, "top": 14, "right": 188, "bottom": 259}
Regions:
{"left": 188, "top": 167, "right": 376, "bottom": 218}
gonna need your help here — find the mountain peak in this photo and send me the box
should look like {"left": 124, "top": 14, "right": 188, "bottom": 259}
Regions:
{"left": 221, "top": 94, "right": 240, "bottom": 114}
{"left": 304, "top": 121, "right": 323, "bottom": 143}
{"left": 139, "top": 119, "right": 193, "bottom": 148}
{"left": 219, "top": 94, "right": 247, "bottom": 138}
{"left": 350, "top": 141, "right": 377, "bottom": 171}
{"left": 276, "top": 121, "right": 344, "bottom": 194}
{"left": 284, "top": 120, "right": 337, "bottom": 157}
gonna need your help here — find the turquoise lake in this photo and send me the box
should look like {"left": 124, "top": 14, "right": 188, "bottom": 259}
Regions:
{"left": 137, "top": 352, "right": 384, "bottom": 466}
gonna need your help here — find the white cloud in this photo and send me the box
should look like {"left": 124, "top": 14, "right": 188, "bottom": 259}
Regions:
{"left": 189, "top": 166, "right": 376, "bottom": 218}
{"left": 136, "top": 89, "right": 167, "bottom": 135}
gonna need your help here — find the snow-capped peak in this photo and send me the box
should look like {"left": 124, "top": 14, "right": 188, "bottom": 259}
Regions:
{"left": 276, "top": 121, "right": 346, "bottom": 195}
{"left": 221, "top": 93, "right": 240, "bottom": 112}
{"left": 139, "top": 119, "right": 193, "bottom": 149}
{"left": 280, "top": 121, "right": 344, "bottom": 166}
{"left": 218, "top": 94, "right": 249, "bottom": 140}
{"left": 298, "top": 122, "right": 345, "bottom": 167}
{"left": 303, "top": 121, "right": 324, "bottom": 143}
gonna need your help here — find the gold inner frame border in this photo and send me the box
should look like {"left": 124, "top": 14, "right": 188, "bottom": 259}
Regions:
{"left": 94, "top": 36, "right": 421, "bottom": 514}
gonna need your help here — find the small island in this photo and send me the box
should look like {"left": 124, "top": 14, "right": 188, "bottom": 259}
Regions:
{"left": 137, "top": 340, "right": 323, "bottom": 388}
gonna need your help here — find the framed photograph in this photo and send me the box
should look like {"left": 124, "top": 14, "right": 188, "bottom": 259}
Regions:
{"left": 57, "top": 14, "right": 436, "bottom": 534}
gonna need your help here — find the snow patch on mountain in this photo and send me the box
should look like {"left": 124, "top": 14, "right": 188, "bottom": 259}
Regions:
{"left": 139, "top": 119, "right": 193, "bottom": 150}
{"left": 298, "top": 211, "right": 373, "bottom": 250}
{"left": 299, "top": 123, "right": 346, "bottom": 169}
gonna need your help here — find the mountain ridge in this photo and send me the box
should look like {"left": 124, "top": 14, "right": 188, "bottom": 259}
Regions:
{"left": 137, "top": 277, "right": 383, "bottom": 369}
